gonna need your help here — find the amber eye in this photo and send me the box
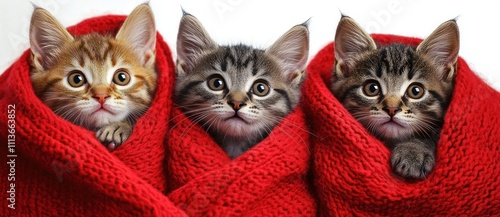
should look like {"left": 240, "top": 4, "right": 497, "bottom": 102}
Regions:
{"left": 67, "top": 70, "right": 87, "bottom": 87}
{"left": 113, "top": 69, "right": 131, "bottom": 86}
{"left": 252, "top": 80, "right": 270, "bottom": 97}
{"left": 208, "top": 75, "right": 225, "bottom": 91}
{"left": 362, "top": 80, "right": 380, "bottom": 97}
{"left": 407, "top": 83, "right": 425, "bottom": 99}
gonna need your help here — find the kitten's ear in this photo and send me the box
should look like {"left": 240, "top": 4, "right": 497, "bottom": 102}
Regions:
{"left": 176, "top": 13, "right": 218, "bottom": 75}
{"left": 266, "top": 23, "right": 309, "bottom": 85}
{"left": 334, "top": 16, "right": 376, "bottom": 77}
{"left": 116, "top": 3, "right": 156, "bottom": 68}
{"left": 417, "top": 19, "right": 459, "bottom": 81}
{"left": 30, "top": 7, "right": 74, "bottom": 70}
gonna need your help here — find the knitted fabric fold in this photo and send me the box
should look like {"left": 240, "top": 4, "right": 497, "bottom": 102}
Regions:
{"left": 0, "top": 15, "right": 186, "bottom": 216}
{"left": 165, "top": 106, "right": 317, "bottom": 216}
{"left": 303, "top": 34, "right": 500, "bottom": 216}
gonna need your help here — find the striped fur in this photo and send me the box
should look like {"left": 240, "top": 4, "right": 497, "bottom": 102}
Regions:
{"left": 332, "top": 16, "right": 459, "bottom": 179}
{"left": 29, "top": 4, "right": 157, "bottom": 150}
{"left": 175, "top": 14, "right": 309, "bottom": 158}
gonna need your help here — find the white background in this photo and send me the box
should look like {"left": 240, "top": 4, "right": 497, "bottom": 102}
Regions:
{"left": 1, "top": 0, "right": 499, "bottom": 90}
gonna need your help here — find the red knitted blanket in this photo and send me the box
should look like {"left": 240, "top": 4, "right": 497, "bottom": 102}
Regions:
{"left": 164, "top": 107, "right": 317, "bottom": 216}
{"left": 0, "top": 16, "right": 186, "bottom": 216}
{"left": 303, "top": 35, "right": 500, "bottom": 216}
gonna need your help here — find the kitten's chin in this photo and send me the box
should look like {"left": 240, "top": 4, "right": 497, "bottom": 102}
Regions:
{"left": 218, "top": 117, "right": 251, "bottom": 137}
{"left": 214, "top": 117, "right": 264, "bottom": 138}
{"left": 369, "top": 119, "right": 412, "bottom": 141}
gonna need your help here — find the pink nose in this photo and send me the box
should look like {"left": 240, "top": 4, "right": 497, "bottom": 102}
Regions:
{"left": 383, "top": 106, "right": 401, "bottom": 117}
{"left": 229, "top": 101, "right": 246, "bottom": 111}
{"left": 93, "top": 94, "right": 110, "bottom": 104}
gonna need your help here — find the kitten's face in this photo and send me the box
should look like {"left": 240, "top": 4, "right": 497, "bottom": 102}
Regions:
{"left": 332, "top": 17, "right": 459, "bottom": 141}
{"left": 176, "top": 45, "right": 296, "bottom": 138}
{"left": 29, "top": 6, "right": 157, "bottom": 130}
{"left": 175, "top": 15, "right": 308, "bottom": 140}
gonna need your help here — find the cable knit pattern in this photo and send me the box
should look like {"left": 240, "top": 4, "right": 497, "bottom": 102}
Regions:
{"left": 0, "top": 15, "right": 187, "bottom": 216}
{"left": 165, "top": 106, "right": 317, "bottom": 216}
{"left": 303, "top": 34, "right": 500, "bottom": 216}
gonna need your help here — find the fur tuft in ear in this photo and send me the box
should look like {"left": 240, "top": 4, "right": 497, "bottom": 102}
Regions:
{"left": 116, "top": 3, "right": 156, "bottom": 68}
{"left": 334, "top": 16, "right": 377, "bottom": 77}
{"left": 266, "top": 23, "right": 309, "bottom": 84}
{"left": 29, "top": 7, "right": 74, "bottom": 70}
{"left": 417, "top": 19, "right": 460, "bottom": 81}
{"left": 176, "top": 13, "right": 218, "bottom": 75}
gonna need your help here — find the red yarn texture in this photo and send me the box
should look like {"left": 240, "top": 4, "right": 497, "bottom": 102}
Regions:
{"left": 0, "top": 16, "right": 187, "bottom": 216}
{"left": 164, "top": 106, "right": 317, "bottom": 216}
{"left": 303, "top": 34, "right": 500, "bottom": 216}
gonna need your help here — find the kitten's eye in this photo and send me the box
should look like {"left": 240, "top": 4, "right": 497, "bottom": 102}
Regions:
{"left": 252, "top": 80, "right": 270, "bottom": 96}
{"left": 407, "top": 83, "right": 425, "bottom": 99}
{"left": 113, "top": 69, "right": 131, "bottom": 86}
{"left": 67, "top": 70, "right": 87, "bottom": 87}
{"left": 362, "top": 80, "right": 380, "bottom": 97}
{"left": 208, "top": 75, "right": 225, "bottom": 91}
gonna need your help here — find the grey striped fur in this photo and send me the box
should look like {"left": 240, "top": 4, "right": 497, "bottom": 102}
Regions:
{"left": 175, "top": 13, "right": 309, "bottom": 158}
{"left": 332, "top": 16, "right": 459, "bottom": 179}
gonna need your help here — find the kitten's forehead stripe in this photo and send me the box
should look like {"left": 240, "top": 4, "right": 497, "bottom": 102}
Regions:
{"left": 376, "top": 63, "right": 382, "bottom": 78}
{"left": 404, "top": 48, "right": 415, "bottom": 80}
{"left": 79, "top": 35, "right": 113, "bottom": 62}
{"left": 224, "top": 48, "right": 236, "bottom": 66}
{"left": 375, "top": 44, "right": 418, "bottom": 80}
{"left": 252, "top": 51, "right": 259, "bottom": 76}
{"left": 220, "top": 59, "right": 227, "bottom": 71}
{"left": 242, "top": 55, "right": 251, "bottom": 68}
{"left": 111, "top": 54, "right": 117, "bottom": 67}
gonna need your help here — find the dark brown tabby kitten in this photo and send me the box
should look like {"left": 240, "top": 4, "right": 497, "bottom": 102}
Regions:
{"left": 332, "top": 16, "right": 459, "bottom": 179}
{"left": 30, "top": 4, "right": 157, "bottom": 150}
{"left": 175, "top": 13, "right": 309, "bottom": 158}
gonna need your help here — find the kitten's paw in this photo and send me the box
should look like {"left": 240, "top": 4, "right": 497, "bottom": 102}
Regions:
{"left": 96, "top": 122, "right": 132, "bottom": 150}
{"left": 391, "top": 142, "right": 435, "bottom": 179}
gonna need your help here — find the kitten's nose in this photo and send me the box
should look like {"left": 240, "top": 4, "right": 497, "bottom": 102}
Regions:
{"left": 383, "top": 106, "right": 401, "bottom": 117}
{"left": 93, "top": 94, "right": 110, "bottom": 105}
{"left": 229, "top": 101, "right": 246, "bottom": 111}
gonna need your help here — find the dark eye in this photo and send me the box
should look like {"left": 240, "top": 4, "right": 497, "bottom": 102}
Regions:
{"left": 208, "top": 75, "right": 225, "bottom": 91}
{"left": 113, "top": 69, "right": 131, "bottom": 86}
{"left": 362, "top": 80, "right": 380, "bottom": 97}
{"left": 67, "top": 70, "right": 87, "bottom": 87}
{"left": 252, "top": 80, "right": 270, "bottom": 96}
{"left": 407, "top": 83, "right": 425, "bottom": 99}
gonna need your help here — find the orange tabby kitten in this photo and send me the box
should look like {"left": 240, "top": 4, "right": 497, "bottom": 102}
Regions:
{"left": 29, "top": 4, "right": 157, "bottom": 150}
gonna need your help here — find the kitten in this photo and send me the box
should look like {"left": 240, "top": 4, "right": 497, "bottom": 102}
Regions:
{"left": 332, "top": 16, "right": 459, "bottom": 179}
{"left": 174, "top": 13, "right": 309, "bottom": 159}
{"left": 29, "top": 4, "right": 157, "bottom": 150}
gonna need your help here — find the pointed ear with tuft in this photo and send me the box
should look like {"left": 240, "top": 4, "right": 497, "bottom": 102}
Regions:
{"left": 266, "top": 23, "right": 309, "bottom": 85}
{"left": 417, "top": 19, "right": 460, "bottom": 81}
{"left": 176, "top": 13, "right": 218, "bottom": 75}
{"left": 116, "top": 3, "right": 157, "bottom": 68}
{"left": 334, "top": 16, "right": 377, "bottom": 77}
{"left": 30, "top": 7, "right": 74, "bottom": 70}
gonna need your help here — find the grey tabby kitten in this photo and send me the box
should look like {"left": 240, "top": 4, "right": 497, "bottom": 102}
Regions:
{"left": 332, "top": 16, "right": 459, "bottom": 179}
{"left": 175, "top": 13, "right": 309, "bottom": 158}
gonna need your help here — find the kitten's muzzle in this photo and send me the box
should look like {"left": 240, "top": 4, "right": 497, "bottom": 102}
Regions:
{"left": 229, "top": 100, "right": 246, "bottom": 111}
{"left": 383, "top": 106, "right": 401, "bottom": 117}
{"left": 94, "top": 94, "right": 110, "bottom": 105}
